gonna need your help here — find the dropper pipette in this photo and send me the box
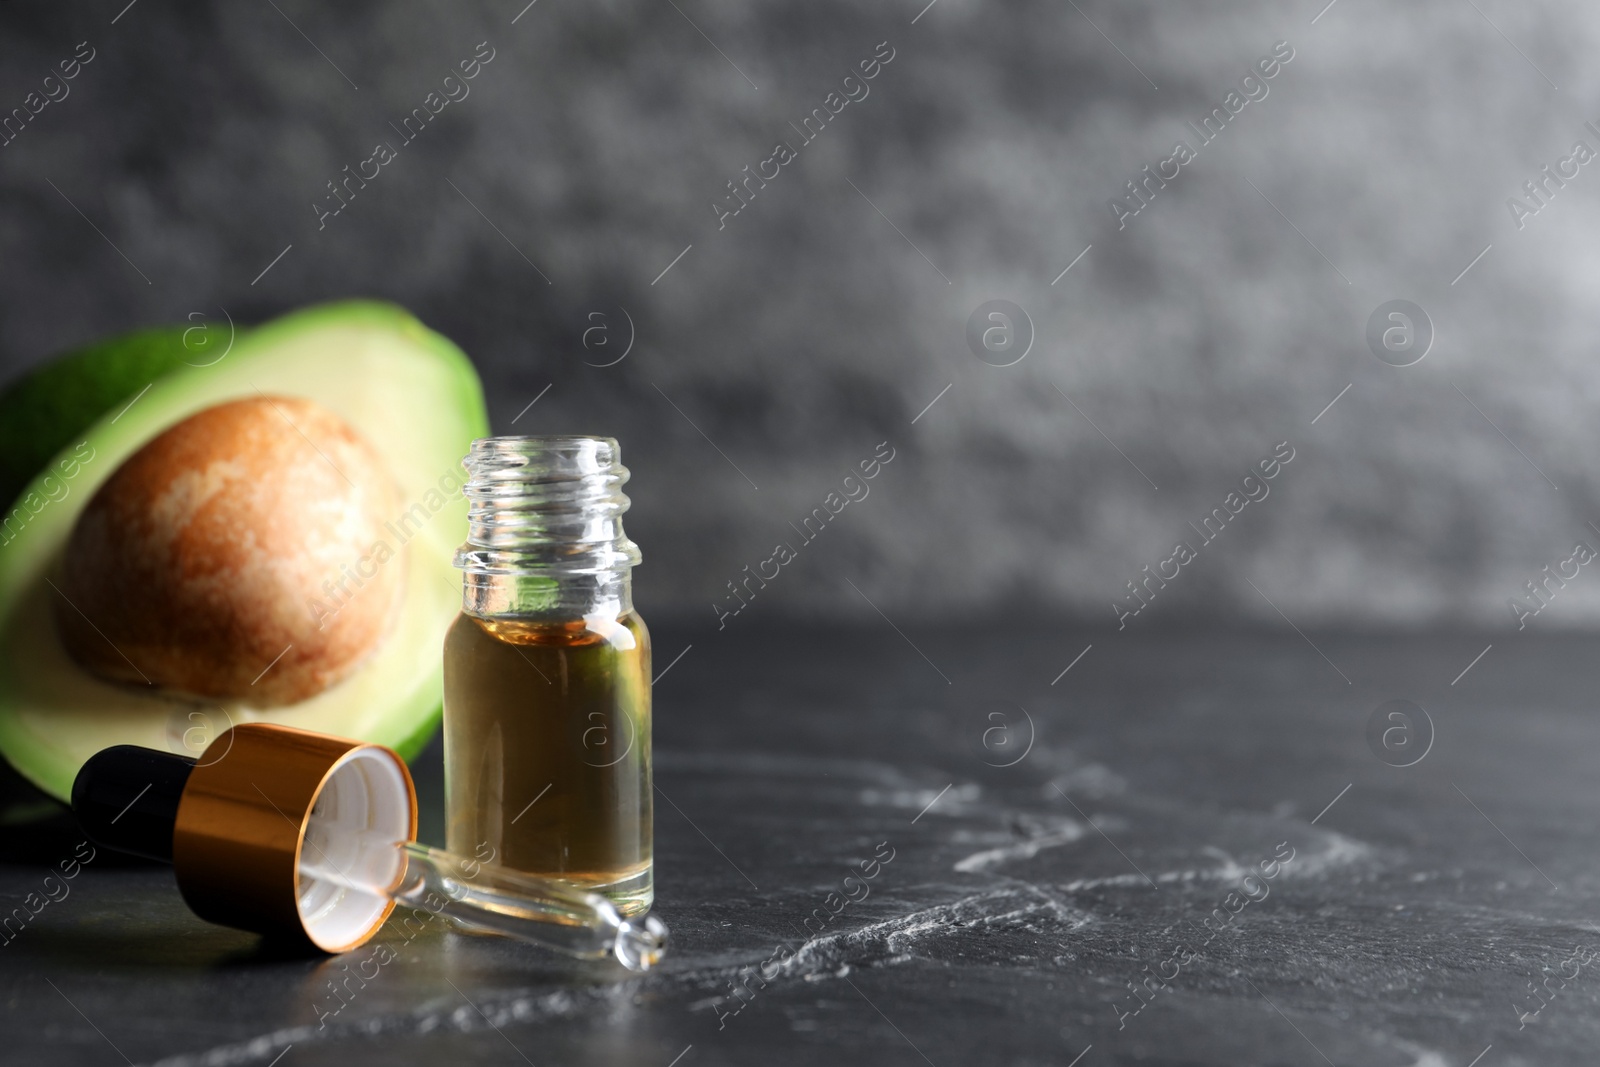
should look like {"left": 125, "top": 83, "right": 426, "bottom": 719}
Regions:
{"left": 71, "top": 726, "right": 669, "bottom": 968}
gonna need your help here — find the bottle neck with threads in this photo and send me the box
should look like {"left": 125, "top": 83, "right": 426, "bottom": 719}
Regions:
{"left": 453, "top": 436, "right": 641, "bottom": 621}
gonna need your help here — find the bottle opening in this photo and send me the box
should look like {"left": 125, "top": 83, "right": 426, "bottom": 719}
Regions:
{"left": 453, "top": 435, "right": 641, "bottom": 618}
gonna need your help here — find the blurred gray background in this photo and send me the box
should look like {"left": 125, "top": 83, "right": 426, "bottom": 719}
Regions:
{"left": 1, "top": 0, "right": 1596, "bottom": 629}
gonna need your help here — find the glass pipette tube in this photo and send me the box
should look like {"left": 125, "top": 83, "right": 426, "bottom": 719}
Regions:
{"left": 298, "top": 821, "right": 668, "bottom": 971}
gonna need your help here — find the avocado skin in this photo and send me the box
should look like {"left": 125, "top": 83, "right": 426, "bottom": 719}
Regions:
{"left": 0, "top": 322, "right": 237, "bottom": 512}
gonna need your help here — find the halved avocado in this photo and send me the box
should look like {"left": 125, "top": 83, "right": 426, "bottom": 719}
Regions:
{"left": 0, "top": 301, "right": 488, "bottom": 801}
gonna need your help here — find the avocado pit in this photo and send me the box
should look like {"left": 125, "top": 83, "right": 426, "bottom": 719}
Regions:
{"left": 54, "top": 395, "right": 404, "bottom": 706}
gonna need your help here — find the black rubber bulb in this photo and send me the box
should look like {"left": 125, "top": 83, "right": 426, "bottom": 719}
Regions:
{"left": 71, "top": 745, "right": 197, "bottom": 862}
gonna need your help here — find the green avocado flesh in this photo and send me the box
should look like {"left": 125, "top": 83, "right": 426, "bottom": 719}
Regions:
{"left": 0, "top": 301, "right": 488, "bottom": 801}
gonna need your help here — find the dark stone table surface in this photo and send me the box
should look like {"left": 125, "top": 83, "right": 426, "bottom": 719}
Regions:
{"left": 3, "top": 621, "right": 1598, "bottom": 1066}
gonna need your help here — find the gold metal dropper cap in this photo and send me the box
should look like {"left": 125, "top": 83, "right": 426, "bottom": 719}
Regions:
{"left": 171, "top": 722, "right": 418, "bottom": 953}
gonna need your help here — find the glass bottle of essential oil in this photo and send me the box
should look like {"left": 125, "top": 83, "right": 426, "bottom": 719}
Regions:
{"left": 444, "top": 436, "right": 652, "bottom": 917}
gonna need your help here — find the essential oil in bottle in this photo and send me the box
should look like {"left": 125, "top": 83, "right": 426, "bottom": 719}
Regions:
{"left": 444, "top": 436, "right": 652, "bottom": 916}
